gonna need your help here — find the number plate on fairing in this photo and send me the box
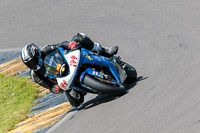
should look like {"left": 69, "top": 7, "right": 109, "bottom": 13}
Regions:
{"left": 56, "top": 50, "right": 80, "bottom": 90}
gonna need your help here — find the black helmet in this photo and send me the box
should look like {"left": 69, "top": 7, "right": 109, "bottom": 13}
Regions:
{"left": 21, "top": 43, "right": 43, "bottom": 71}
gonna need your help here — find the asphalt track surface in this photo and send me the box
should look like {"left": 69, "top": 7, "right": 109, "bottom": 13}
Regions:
{"left": 1, "top": 0, "right": 200, "bottom": 133}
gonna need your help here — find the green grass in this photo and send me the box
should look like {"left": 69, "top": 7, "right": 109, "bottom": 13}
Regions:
{"left": 0, "top": 74, "right": 40, "bottom": 133}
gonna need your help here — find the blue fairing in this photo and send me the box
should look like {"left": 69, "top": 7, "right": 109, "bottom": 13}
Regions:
{"left": 79, "top": 48, "right": 121, "bottom": 83}
{"left": 56, "top": 48, "right": 121, "bottom": 85}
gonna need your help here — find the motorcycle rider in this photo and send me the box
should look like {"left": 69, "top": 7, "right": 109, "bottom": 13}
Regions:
{"left": 21, "top": 33, "right": 118, "bottom": 107}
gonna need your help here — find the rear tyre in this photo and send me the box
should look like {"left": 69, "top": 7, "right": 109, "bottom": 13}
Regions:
{"left": 118, "top": 61, "right": 137, "bottom": 84}
{"left": 82, "top": 74, "right": 126, "bottom": 96}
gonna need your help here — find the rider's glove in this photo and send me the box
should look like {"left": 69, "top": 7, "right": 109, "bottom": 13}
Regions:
{"left": 51, "top": 85, "right": 63, "bottom": 94}
{"left": 68, "top": 41, "right": 81, "bottom": 50}
{"left": 57, "top": 41, "right": 70, "bottom": 49}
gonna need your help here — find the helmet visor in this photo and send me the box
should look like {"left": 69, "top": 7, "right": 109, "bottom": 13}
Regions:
{"left": 25, "top": 57, "right": 38, "bottom": 70}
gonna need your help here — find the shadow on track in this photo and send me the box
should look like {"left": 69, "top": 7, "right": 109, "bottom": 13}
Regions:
{"left": 68, "top": 76, "right": 148, "bottom": 112}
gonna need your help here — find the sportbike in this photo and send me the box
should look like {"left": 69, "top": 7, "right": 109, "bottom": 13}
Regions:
{"left": 44, "top": 47, "right": 137, "bottom": 106}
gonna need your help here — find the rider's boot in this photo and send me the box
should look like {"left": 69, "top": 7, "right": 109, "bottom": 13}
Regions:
{"left": 92, "top": 43, "right": 118, "bottom": 58}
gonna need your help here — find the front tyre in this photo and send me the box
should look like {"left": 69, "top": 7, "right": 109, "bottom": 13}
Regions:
{"left": 82, "top": 74, "right": 126, "bottom": 96}
{"left": 65, "top": 89, "right": 84, "bottom": 107}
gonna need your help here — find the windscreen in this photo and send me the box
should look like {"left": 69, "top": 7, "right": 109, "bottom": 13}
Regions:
{"left": 44, "top": 50, "right": 68, "bottom": 76}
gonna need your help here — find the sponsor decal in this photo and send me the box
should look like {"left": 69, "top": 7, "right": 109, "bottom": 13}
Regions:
{"left": 56, "top": 64, "right": 61, "bottom": 71}
{"left": 86, "top": 56, "right": 93, "bottom": 60}
{"left": 92, "top": 70, "right": 103, "bottom": 78}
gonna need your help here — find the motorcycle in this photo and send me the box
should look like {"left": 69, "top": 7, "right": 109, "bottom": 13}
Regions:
{"left": 44, "top": 47, "right": 137, "bottom": 106}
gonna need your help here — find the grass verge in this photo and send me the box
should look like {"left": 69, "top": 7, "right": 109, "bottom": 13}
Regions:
{"left": 0, "top": 74, "right": 40, "bottom": 133}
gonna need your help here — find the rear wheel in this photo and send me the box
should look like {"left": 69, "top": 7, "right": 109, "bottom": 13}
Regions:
{"left": 117, "top": 61, "right": 137, "bottom": 83}
{"left": 82, "top": 74, "right": 126, "bottom": 96}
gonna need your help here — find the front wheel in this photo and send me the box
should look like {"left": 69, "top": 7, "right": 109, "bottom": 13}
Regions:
{"left": 82, "top": 74, "right": 126, "bottom": 96}
{"left": 65, "top": 89, "right": 84, "bottom": 107}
